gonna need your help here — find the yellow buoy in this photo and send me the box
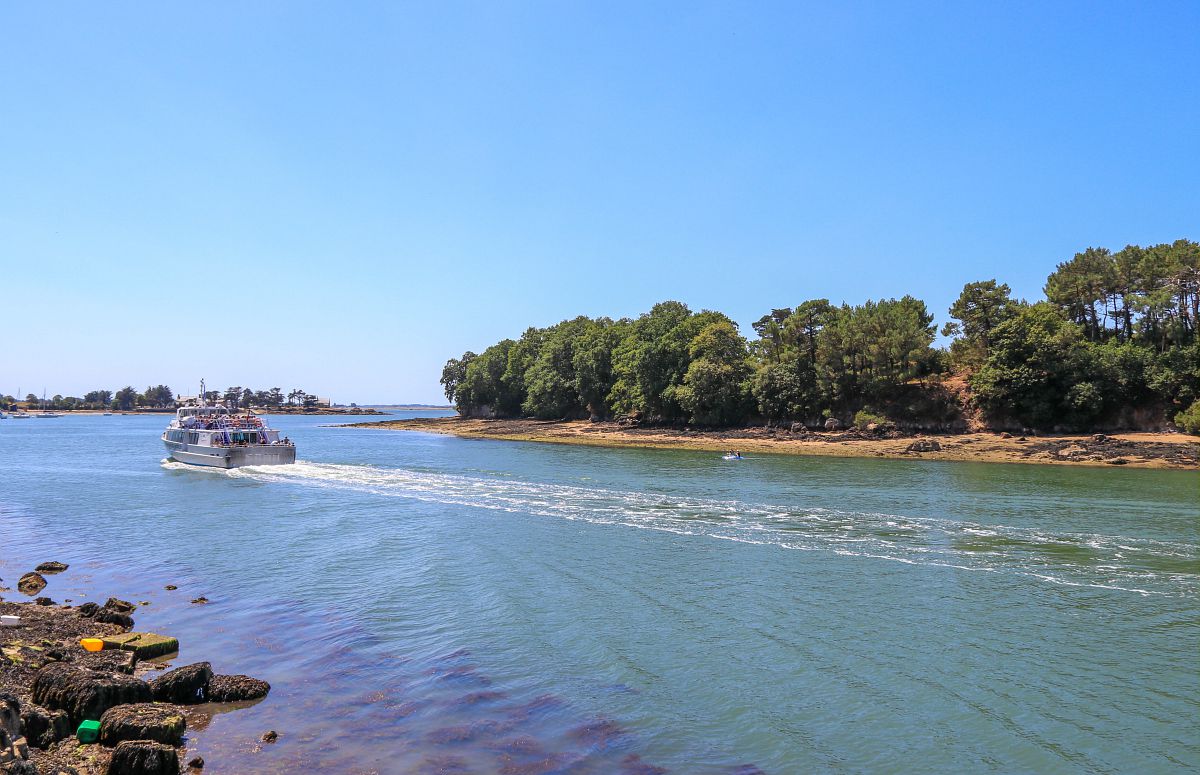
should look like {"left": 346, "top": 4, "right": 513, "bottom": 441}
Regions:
{"left": 80, "top": 638, "right": 104, "bottom": 652}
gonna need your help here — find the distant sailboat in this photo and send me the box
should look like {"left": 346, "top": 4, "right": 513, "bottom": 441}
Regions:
{"left": 12, "top": 387, "right": 31, "bottom": 418}
{"left": 36, "top": 390, "right": 63, "bottom": 418}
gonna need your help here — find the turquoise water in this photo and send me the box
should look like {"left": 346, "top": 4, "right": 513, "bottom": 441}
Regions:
{"left": 1, "top": 414, "right": 1197, "bottom": 773}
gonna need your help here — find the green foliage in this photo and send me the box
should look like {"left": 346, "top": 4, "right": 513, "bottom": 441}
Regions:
{"left": 674, "top": 321, "right": 753, "bottom": 425}
{"left": 853, "top": 409, "right": 889, "bottom": 429}
{"left": 522, "top": 317, "right": 593, "bottom": 419}
{"left": 440, "top": 352, "right": 475, "bottom": 411}
{"left": 943, "top": 280, "right": 1019, "bottom": 367}
{"left": 113, "top": 386, "right": 139, "bottom": 410}
{"left": 1175, "top": 401, "right": 1200, "bottom": 435}
{"left": 1146, "top": 342, "right": 1200, "bottom": 410}
{"left": 817, "top": 296, "right": 936, "bottom": 410}
{"left": 610, "top": 301, "right": 702, "bottom": 419}
{"left": 1043, "top": 240, "right": 1198, "bottom": 346}
{"left": 573, "top": 319, "right": 626, "bottom": 419}
{"left": 751, "top": 364, "right": 815, "bottom": 422}
{"left": 461, "top": 340, "right": 523, "bottom": 416}
{"left": 141, "top": 385, "right": 175, "bottom": 408}
{"left": 969, "top": 303, "right": 1096, "bottom": 428}
{"left": 445, "top": 238, "right": 1195, "bottom": 431}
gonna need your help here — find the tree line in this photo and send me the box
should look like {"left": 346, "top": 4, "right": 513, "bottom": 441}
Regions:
{"left": 3, "top": 385, "right": 325, "bottom": 411}
{"left": 442, "top": 239, "right": 1200, "bottom": 434}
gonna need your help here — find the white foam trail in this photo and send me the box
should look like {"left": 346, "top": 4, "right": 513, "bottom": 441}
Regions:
{"left": 167, "top": 460, "right": 1198, "bottom": 598}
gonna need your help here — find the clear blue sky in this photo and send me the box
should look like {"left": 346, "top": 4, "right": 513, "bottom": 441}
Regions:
{"left": 2, "top": 1, "right": 1196, "bottom": 404}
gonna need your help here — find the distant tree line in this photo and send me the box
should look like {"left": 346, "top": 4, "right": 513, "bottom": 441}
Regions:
{"left": 207, "top": 387, "right": 322, "bottom": 410}
{"left": 3, "top": 385, "right": 325, "bottom": 412}
{"left": 2, "top": 386, "right": 173, "bottom": 412}
{"left": 442, "top": 239, "right": 1200, "bottom": 434}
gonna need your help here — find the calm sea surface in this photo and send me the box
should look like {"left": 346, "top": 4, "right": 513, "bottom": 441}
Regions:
{"left": 1, "top": 413, "right": 1197, "bottom": 773}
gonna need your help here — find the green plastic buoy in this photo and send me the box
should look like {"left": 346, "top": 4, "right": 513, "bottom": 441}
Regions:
{"left": 76, "top": 719, "right": 100, "bottom": 743}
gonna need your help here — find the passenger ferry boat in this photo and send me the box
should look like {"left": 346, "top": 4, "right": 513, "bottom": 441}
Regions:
{"left": 162, "top": 392, "right": 295, "bottom": 468}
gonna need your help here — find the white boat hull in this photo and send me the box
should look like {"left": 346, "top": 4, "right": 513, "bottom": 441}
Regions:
{"left": 164, "top": 440, "right": 296, "bottom": 468}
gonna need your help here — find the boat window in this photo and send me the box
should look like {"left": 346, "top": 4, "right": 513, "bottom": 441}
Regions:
{"left": 188, "top": 432, "right": 199, "bottom": 444}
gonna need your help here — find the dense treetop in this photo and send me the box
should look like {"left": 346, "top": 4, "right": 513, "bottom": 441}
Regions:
{"left": 444, "top": 240, "right": 1199, "bottom": 433}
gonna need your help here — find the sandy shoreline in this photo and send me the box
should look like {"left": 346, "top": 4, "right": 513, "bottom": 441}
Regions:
{"left": 349, "top": 416, "right": 1200, "bottom": 470}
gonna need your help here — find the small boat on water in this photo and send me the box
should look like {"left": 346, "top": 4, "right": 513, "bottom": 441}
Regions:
{"left": 163, "top": 387, "right": 295, "bottom": 468}
{"left": 35, "top": 390, "right": 63, "bottom": 418}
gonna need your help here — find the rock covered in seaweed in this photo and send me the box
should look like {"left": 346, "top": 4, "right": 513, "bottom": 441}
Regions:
{"left": 103, "top": 599, "right": 135, "bottom": 615}
{"left": 99, "top": 703, "right": 186, "bottom": 747}
{"left": 149, "top": 662, "right": 211, "bottom": 705}
{"left": 19, "top": 704, "right": 71, "bottom": 749}
{"left": 30, "top": 663, "right": 151, "bottom": 725}
{"left": 105, "top": 739, "right": 179, "bottom": 775}
{"left": 34, "top": 562, "right": 69, "bottom": 575}
{"left": 93, "top": 609, "right": 134, "bottom": 629}
{"left": 16, "top": 574, "right": 46, "bottom": 596}
{"left": 208, "top": 674, "right": 270, "bottom": 702}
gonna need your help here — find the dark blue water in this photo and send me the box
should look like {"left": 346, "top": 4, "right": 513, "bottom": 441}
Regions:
{"left": 1, "top": 414, "right": 1197, "bottom": 773}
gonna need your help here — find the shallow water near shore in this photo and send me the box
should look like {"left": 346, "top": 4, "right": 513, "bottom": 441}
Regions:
{"left": 1, "top": 413, "right": 1197, "bottom": 772}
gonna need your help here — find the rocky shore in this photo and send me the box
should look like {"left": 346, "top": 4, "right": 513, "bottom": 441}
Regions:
{"left": 350, "top": 417, "right": 1200, "bottom": 470}
{"left": 1, "top": 565, "right": 269, "bottom": 775}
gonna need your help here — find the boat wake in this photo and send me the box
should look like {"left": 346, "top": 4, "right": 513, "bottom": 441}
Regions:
{"left": 171, "top": 460, "right": 1198, "bottom": 598}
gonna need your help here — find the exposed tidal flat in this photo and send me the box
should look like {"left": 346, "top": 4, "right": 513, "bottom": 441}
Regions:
{"left": 2, "top": 413, "right": 1198, "bottom": 772}
{"left": 352, "top": 416, "right": 1200, "bottom": 470}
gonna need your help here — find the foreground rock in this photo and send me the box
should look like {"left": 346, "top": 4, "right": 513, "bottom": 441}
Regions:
{"left": 16, "top": 574, "right": 46, "bottom": 596}
{"left": 92, "top": 609, "right": 134, "bottom": 629}
{"left": 0, "top": 691, "right": 29, "bottom": 765}
{"left": 19, "top": 704, "right": 71, "bottom": 749}
{"left": 31, "top": 663, "right": 151, "bottom": 725}
{"left": 98, "top": 704, "right": 185, "bottom": 747}
{"left": 4, "top": 592, "right": 272, "bottom": 774}
{"left": 208, "top": 674, "right": 270, "bottom": 702}
{"left": 35, "top": 563, "right": 69, "bottom": 575}
{"left": 0, "top": 694, "right": 20, "bottom": 741}
{"left": 149, "top": 663, "right": 211, "bottom": 704}
{"left": 103, "top": 599, "right": 135, "bottom": 615}
{"left": 106, "top": 739, "right": 178, "bottom": 775}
